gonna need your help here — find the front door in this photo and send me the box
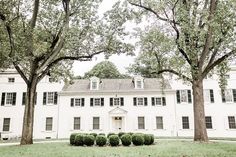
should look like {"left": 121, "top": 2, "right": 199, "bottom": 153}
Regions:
{"left": 113, "top": 117, "right": 122, "bottom": 132}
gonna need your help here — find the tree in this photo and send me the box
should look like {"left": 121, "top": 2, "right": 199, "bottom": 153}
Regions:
{"left": 122, "top": 0, "right": 236, "bottom": 142}
{"left": 84, "top": 61, "right": 128, "bottom": 79}
{"left": 0, "top": 0, "right": 133, "bottom": 145}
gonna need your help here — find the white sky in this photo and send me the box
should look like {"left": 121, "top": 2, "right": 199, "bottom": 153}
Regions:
{"left": 72, "top": 0, "right": 137, "bottom": 76}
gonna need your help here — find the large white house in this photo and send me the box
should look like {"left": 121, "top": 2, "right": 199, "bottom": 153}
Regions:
{"left": 0, "top": 67, "right": 236, "bottom": 140}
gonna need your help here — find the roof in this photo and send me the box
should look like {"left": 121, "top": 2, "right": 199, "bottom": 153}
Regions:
{"left": 62, "top": 78, "right": 172, "bottom": 92}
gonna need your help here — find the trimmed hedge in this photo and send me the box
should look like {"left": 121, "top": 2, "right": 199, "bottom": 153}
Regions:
{"left": 74, "top": 134, "right": 84, "bottom": 146}
{"left": 118, "top": 132, "right": 125, "bottom": 138}
{"left": 96, "top": 135, "right": 107, "bottom": 146}
{"left": 109, "top": 135, "right": 120, "bottom": 146}
{"left": 144, "top": 134, "right": 153, "bottom": 145}
{"left": 150, "top": 134, "right": 155, "bottom": 144}
{"left": 98, "top": 133, "right": 106, "bottom": 136}
{"left": 90, "top": 133, "right": 98, "bottom": 138}
{"left": 83, "top": 135, "right": 95, "bottom": 146}
{"left": 107, "top": 133, "right": 116, "bottom": 138}
{"left": 70, "top": 133, "right": 77, "bottom": 145}
{"left": 132, "top": 133, "right": 144, "bottom": 146}
{"left": 120, "top": 134, "right": 131, "bottom": 146}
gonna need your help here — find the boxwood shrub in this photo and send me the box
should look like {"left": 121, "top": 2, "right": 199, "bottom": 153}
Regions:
{"left": 96, "top": 135, "right": 107, "bottom": 146}
{"left": 83, "top": 135, "right": 95, "bottom": 146}
{"left": 74, "top": 134, "right": 84, "bottom": 146}
{"left": 109, "top": 135, "right": 120, "bottom": 146}
{"left": 150, "top": 134, "right": 155, "bottom": 144}
{"left": 107, "top": 132, "right": 116, "bottom": 138}
{"left": 70, "top": 133, "right": 77, "bottom": 145}
{"left": 98, "top": 133, "right": 106, "bottom": 136}
{"left": 132, "top": 133, "right": 144, "bottom": 146}
{"left": 144, "top": 134, "right": 154, "bottom": 145}
{"left": 118, "top": 132, "right": 125, "bottom": 138}
{"left": 120, "top": 134, "right": 131, "bottom": 146}
{"left": 90, "top": 133, "right": 97, "bottom": 138}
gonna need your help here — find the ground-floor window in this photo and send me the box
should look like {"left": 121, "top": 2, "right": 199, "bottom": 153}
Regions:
{"left": 182, "top": 116, "right": 189, "bottom": 129}
{"left": 205, "top": 116, "right": 213, "bottom": 129}
{"left": 228, "top": 116, "right": 236, "bottom": 129}
{"left": 138, "top": 117, "right": 145, "bottom": 129}
{"left": 3, "top": 118, "right": 10, "bottom": 131}
{"left": 93, "top": 117, "right": 100, "bottom": 130}
{"left": 156, "top": 116, "right": 163, "bottom": 129}
{"left": 46, "top": 117, "right": 53, "bottom": 131}
{"left": 74, "top": 117, "right": 81, "bottom": 130}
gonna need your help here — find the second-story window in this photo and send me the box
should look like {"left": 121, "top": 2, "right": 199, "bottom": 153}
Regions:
{"left": 90, "top": 98, "right": 104, "bottom": 107}
{"left": 133, "top": 97, "right": 148, "bottom": 106}
{"left": 1, "top": 92, "right": 16, "bottom": 106}
{"left": 8, "top": 78, "right": 15, "bottom": 83}
{"left": 43, "top": 92, "right": 58, "bottom": 105}
{"left": 110, "top": 97, "right": 124, "bottom": 106}
{"left": 152, "top": 97, "right": 166, "bottom": 106}
{"left": 204, "top": 89, "right": 214, "bottom": 103}
{"left": 176, "top": 90, "right": 192, "bottom": 104}
{"left": 221, "top": 89, "right": 236, "bottom": 103}
{"left": 71, "top": 98, "right": 85, "bottom": 107}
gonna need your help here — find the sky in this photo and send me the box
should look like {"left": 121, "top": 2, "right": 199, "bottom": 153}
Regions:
{"left": 72, "top": 0, "right": 137, "bottom": 76}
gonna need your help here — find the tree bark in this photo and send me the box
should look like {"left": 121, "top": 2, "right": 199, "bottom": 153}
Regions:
{"left": 20, "top": 77, "right": 37, "bottom": 145}
{"left": 192, "top": 79, "right": 208, "bottom": 142}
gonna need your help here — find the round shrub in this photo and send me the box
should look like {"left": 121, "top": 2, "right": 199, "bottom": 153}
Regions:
{"left": 150, "top": 134, "right": 155, "bottom": 144}
{"left": 107, "top": 132, "right": 116, "bottom": 138}
{"left": 74, "top": 134, "right": 84, "bottom": 146}
{"left": 96, "top": 135, "right": 107, "bottom": 146}
{"left": 90, "top": 133, "right": 97, "bottom": 138}
{"left": 98, "top": 133, "right": 106, "bottom": 136}
{"left": 128, "top": 132, "right": 133, "bottom": 136}
{"left": 144, "top": 134, "right": 153, "bottom": 145}
{"left": 132, "top": 133, "right": 144, "bottom": 146}
{"left": 83, "top": 135, "right": 95, "bottom": 146}
{"left": 109, "top": 135, "right": 120, "bottom": 146}
{"left": 118, "top": 132, "right": 125, "bottom": 138}
{"left": 70, "top": 133, "right": 78, "bottom": 145}
{"left": 120, "top": 134, "right": 131, "bottom": 146}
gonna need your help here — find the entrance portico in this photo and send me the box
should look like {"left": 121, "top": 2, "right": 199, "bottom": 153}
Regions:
{"left": 109, "top": 107, "right": 127, "bottom": 132}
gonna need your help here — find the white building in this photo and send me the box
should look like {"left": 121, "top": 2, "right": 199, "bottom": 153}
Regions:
{"left": 0, "top": 68, "right": 236, "bottom": 140}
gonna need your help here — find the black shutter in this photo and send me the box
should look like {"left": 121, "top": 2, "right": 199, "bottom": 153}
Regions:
{"left": 12, "top": 93, "right": 16, "bottom": 105}
{"left": 22, "top": 92, "right": 26, "bottom": 105}
{"left": 1, "top": 93, "right": 5, "bottom": 106}
{"left": 176, "top": 90, "right": 180, "bottom": 104}
{"left": 110, "top": 98, "right": 113, "bottom": 106}
{"left": 120, "top": 97, "right": 124, "bottom": 106}
{"left": 71, "top": 98, "right": 74, "bottom": 107}
{"left": 187, "top": 90, "right": 192, "bottom": 103}
{"left": 81, "top": 98, "right": 85, "bottom": 106}
{"left": 233, "top": 89, "right": 236, "bottom": 103}
{"left": 133, "top": 97, "right": 137, "bottom": 106}
{"left": 210, "top": 89, "right": 214, "bottom": 103}
{"left": 144, "top": 97, "right": 148, "bottom": 106}
{"left": 54, "top": 92, "right": 58, "bottom": 105}
{"left": 43, "top": 92, "right": 47, "bottom": 105}
{"left": 221, "top": 90, "right": 226, "bottom": 103}
{"left": 90, "top": 98, "right": 94, "bottom": 106}
{"left": 162, "top": 97, "right": 166, "bottom": 106}
{"left": 151, "top": 97, "right": 155, "bottom": 106}
{"left": 101, "top": 98, "right": 104, "bottom": 106}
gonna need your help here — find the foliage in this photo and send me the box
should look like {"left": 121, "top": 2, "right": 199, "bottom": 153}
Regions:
{"left": 132, "top": 133, "right": 144, "bottom": 146}
{"left": 118, "top": 132, "right": 126, "bottom": 138}
{"left": 98, "top": 133, "right": 106, "bottom": 136}
{"left": 90, "top": 133, "right": 97, "bottom": 138}
{"left": 143, "top": 134, "right": 154, "bottom": 145}
{"left": 95, "top": 135, "right": 107, "bottom": 147}
{"left": 109, "top": 135, "right": 120, "bottom": 146}
{"left": 107, "top": 133, "right": 116, "bottom": 138}
{"left": 120, "top": 134, "right": 132, "bottom": 146}
{"left": 74, "top": 134, "right": 84, "bottom": 146}
{"left": 69, "top": 133, "right": 77, "bottom": 145}
{"left": 83, "top": 135, "right": 95, "bottom": 146}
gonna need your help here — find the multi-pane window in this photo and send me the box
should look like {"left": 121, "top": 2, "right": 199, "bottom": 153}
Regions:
{"left": 182, "top": 116, "right": 190, "bottom": 129}
{"left": 43, "top": 92, "right": 58, "bottom": 105}
{"left": 137, "top": 98, "right": 144, "bottom": 105}
{"left": 71, "top": 98, "right": 85, "bottom": 107}
{"left": 133, "top": 97, "right": 148, "bottom": 106}
{"left": 110, "top": 97, "right": 124, "bottom": 106}
{"left": 8, "top": 78, "right": 15, "bottom": 83}
{"left": 222, "top": 89, "right": 236, "bottom": 103}
{"left": 176, "top": 90, "right": 192, "bottom": 103}
{"left": 136, "top": 80, "right": 142, "bottom": 89}
{"left": 92, "top": 81, "right": 97, "bottom": 90}
{"left": 1, "top": 92, "right": 16, "bottom": 106}
{"left": 228, "top": 116, "right": 236, "bottom": 129}
{"left": 74, "top": 117, "right": 81, "bottom": 130}
{"left": 3, "top": 118, "right": 10, "bottom": 131}
{"left": 138, "top": 117, "right": 145, "bottom": 129}
{"left": 156, "top": 116, "right": 163, "bottom": 129}
{"left": 205, "top": 116, "right": 213, "bottom": 129}
{"left": 46, "top": 117, "right": 53, "bottom": 131}
{"left": 152, "top": 97, "right": 166, "bottom": 106}
{"left": 93, "top": 117, "right": 100, "bottom": 130}
{"left": 204, "top": 90, "right": 214, "bottom": 103}
{"left": 90, "top": 98, "right": 104, "bottom": 107}
{"left": 94, "top": 98, "right": 101, "bottom": 106}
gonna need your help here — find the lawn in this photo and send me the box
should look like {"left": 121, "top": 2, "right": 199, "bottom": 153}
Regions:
{"left": 0, "top": 140, "right": 236, "bottom": 157}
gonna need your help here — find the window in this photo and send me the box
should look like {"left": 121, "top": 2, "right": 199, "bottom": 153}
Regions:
{"left": 8, "top": 78, "right": 15, "bottom": 83}
{"left": 176, "top": 90, "right": 192, "bottom": 103}
{"left": 138, "top": 117, "right": 145, "bottom": 129}
{"left": 92, "top": 81, "right": 97, "bottom": 90}
{"left": 2, "top": 118, "right": 10, "bottom": 132}
{"left": 71, "top": 98, "right": 85, "bottom": 107}
{"left": 222, "top": 89, "right": 236, "bottom": 103}
{"left": 46, "top": 117, "right": 53, "bottom": 131}
{"left": 74, "top": 117, "right": 81, "bottom": 130}
{"left": 110, "top": 97, "right": 124, "bottom": 106}
{"left": 204, "top": 89, "right": 214, "bottom": 103}
{"left": 90, "top": 98, "right": 104, "bottom": 107}
{"left": 43, "top": 92, "right": 58, "bottom": 105}
{"left": 182, "top": 116, "right": 189, "bottom": 129}
{"left": 136, "top": 80, "right": 142, "bottom": 89}
{"left": 152, "top": 97, "right": 166, "bottom": 106}
{"left": 1, "top": 92, "right": 16, "bottom": 106}
{"left": 93, "top": 117, "right": 100, "bottom": 130}
{"left": 133, "top": 97, "right": 148, "bottom": 106}
{"left": 205, "top": 116, "right": 213, "bottom": 129}
{"left": 228, "top": 116, "right": 236, "bottom": 129}
{"left": 156, "top": 116, "right": 163, "bottom": 129}
{"left": 49, "top": 77, "right": 55, "bottom": 83}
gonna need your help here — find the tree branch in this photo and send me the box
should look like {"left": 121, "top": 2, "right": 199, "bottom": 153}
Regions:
{"left": 30, "top": 0, "right": 40, "bottom": 29}
{"left": 155, "top": 69, "right": 192, "bottom": 82}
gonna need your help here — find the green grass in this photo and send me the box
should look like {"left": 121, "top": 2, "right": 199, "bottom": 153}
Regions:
{"left": 0, "top": 140, "right": 236, "bottom": 157}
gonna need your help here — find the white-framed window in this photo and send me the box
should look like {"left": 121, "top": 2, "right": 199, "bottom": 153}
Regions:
{"left": 92, "top": 81, "right": 97, "bottom": 90}
{"left": 137, "top": 98, "right": 144, "bottom": 106}
{"left": 204, "top": 89, "right": 214, "bottom": 103}
{"left": 205, "top": 116, "right": 213, "bottom": 129}
{"left": 222, "top": 89, "right": 236, "bottom": 103}
{"left": 136, "top": 80, "right": 142, "bottom": 89}
{"left": 71, "top": 98, "right": 85, "bottom": 107}
{"left": 6, "top": 93, "right": 14, "bottom": 105}
{"left": 74, "top": 117, "right": 81, "bottom": 130}
{"left": 138, "top": 117, "right": 145, "bottom": 129}
{"left": 156, "top": 116, "right": 163, "bottom": 129}
{"left": 8, "top": 78, "right": 15, "bottom": 83}
{"left": 90, "top": 98, "right": 104, "bottom": 107}
{"left": 46, "top": 117, "right": 53, "bottom": 131}
{"left": 176, "top": 90, "right": 192, "bottom": 103}
{"left": 110, "top": 97, "right": 124, "bottom": 106}
{"left": 43, "top": 92, "right": 58, "bottom": 105}
{"left": 95, "top": 98, "right": 101, "bottom": 106}
{"left": 182, "top": 116, "right": 189, "bottom": 129}
{"left": 93, "top": 117, "right": 100, "bottom": 130}
{"left": 152, "top": 97, "right": 166, "bottom": 106}
{"left": 1, "top": 92, "right": 16, "bottom": 106}
{"left": 2, "top": 118, "right": 10, "bottom": 132}
{"left": 114, "top": 98, "right": 120, "bottom": 106}
{"left": 228, "top": 116, "right": 236, "bottom": 129}
{"left": 133, "top": 97, "right": 148, "bottom": 106}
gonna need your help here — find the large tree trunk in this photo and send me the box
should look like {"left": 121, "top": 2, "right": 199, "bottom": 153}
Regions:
{"left": 192, "top": 79, "right": 208, "bottom": 142}
{"left": 20, "top": 78, "right": 37, "bottom": 145}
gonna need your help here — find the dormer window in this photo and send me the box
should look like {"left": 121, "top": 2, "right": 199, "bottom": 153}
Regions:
{"left": 92, "top": 81, "right": 97, "bottom": 90}
{"left": 136, "top": 80, "right": 142, "bottom": 89}
{"left": 90, "top": 77, "right": 99, "bottom": 90}
{"left": 134, "top": 76, "right": 144, "bottom": 89}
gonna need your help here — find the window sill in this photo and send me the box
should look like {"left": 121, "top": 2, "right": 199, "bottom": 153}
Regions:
{"left": 70, "top": 129, "right": 84, "bottom": 131}
{"left": 43, "top": 104, "right": 57, "bottom": 106}
{"left": 1, "top": 131, "right": 12, "bottom": 134}
{"left": 1, "top": 105, "right": 15, "bottom": 107}
{"left": 153, "top": 129, "right": 166, "bottom": 131}
{"left": 41, "top": 131, "right": 56, "bottom": 133}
